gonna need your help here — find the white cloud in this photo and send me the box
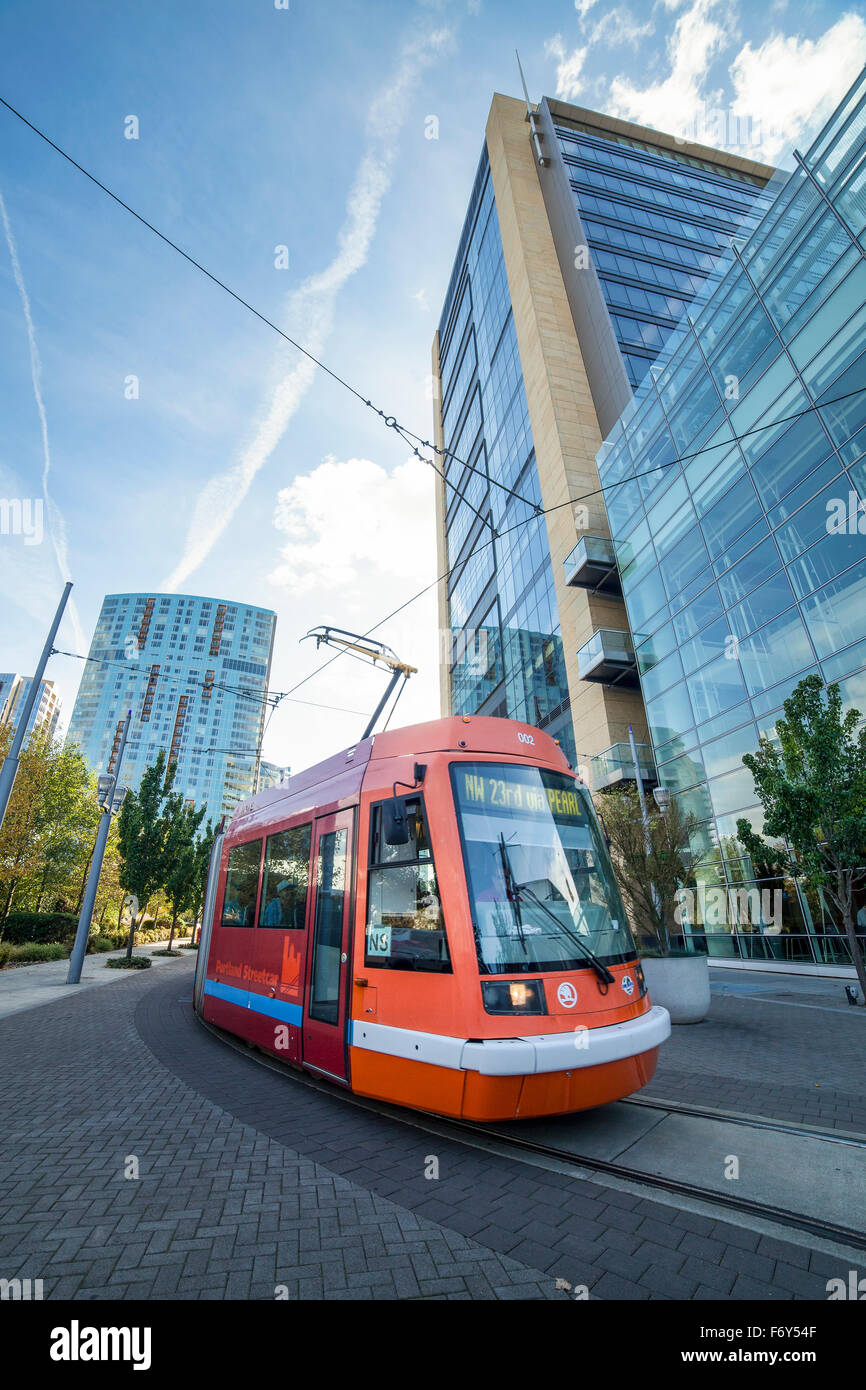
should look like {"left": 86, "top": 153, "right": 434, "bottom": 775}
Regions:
{"left": 162, "top": 24, "right": 452, "bottom": 593}
{"left": 545, "top": 34, "right": 589, "bottom": 102}
{"left": 270, "top": 454, "right": 435, "bottom": 598}
{"left": 730, "top": 13, "right": 866, "bottom": 164}
{"left": 589, "top": 7, "right": 655, "bottom": 48}
{"left": 575, "top": 0, "right": 600, "bottom": 18}
{"left": 263, "top": 453, "right": 441, "bottom": 766}
{"left": 411, "top": 288, "right": 430, "bottom": 310}
{"left": 606, "top": 0, "right": 727, "bottom": 135}
{"left": 0, "top": 190, "right": 86, "bottom": 653}
{"left": 590, "top": 8, "right": 655, "bottom": 48}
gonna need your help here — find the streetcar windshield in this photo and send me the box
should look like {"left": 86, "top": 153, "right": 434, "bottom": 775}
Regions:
{"left": 451, "top": 761, "right": 637, "bottom": 974}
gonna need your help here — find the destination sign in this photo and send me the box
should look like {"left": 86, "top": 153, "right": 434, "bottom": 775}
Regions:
{"left": 458, "top": 770, "right": 586, "bottom": 820}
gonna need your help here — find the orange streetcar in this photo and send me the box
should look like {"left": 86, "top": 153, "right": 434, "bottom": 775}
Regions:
{"left": 194, "top": 716, "right": 670, "bottom": 1121}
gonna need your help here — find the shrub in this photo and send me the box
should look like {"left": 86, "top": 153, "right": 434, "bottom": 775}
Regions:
{"left": 1, "top": 912, "right": 79, "bottom": 946}
{"left": 152, "top": 948, "right": 183, "bottom": 957}
{"left": 106, "top": 956, "right": 151, "bottom": 970}
{"left": 0, "top": 942, "right": 68, "bottom": 965}
{"left": 87, "top": 935, "right": 119, "bottom": 954}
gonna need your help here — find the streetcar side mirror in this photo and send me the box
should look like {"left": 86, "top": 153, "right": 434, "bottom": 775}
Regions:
{"left": 383, "top": 798, "right": 410, "bottom": 846}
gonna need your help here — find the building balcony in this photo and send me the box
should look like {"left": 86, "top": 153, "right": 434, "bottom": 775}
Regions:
{"left": 563, "top": 535, "right": 620, "bottom": 593}
{"left": 590, "top": 741, "right": 657, "bottom": 791}
{"left": 577, "top": 629, "right": 639, "bottom": 686}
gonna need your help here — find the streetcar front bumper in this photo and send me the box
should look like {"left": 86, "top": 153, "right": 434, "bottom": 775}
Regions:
{"left": 459, "top": 1004, "right": 671, "bottom": 1076}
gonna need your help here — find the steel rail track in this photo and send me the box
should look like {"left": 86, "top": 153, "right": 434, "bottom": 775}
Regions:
{"left": 621, "top": 1095, "right": 866, "bottom": 1147}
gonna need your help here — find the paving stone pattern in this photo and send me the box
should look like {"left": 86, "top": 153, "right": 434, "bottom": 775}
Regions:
{"left": 643, "top": 988, "right": 866, "bottom": 1133}
{"left": 0, "top": 960, "right": 861, "bottom": 1301}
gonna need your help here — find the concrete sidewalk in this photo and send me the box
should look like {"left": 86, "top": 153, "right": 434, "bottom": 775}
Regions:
{"left": 0, "top": 940, "right": 195, "bottom": 1021}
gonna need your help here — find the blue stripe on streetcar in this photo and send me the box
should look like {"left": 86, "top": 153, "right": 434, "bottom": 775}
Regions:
{"left": 204, "top": 977, "right": 303, "bottom": 1026}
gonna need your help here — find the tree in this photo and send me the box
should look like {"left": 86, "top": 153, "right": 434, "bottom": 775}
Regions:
{"left": 116, "top": 751, "right": 180, "bottom": 962}
{"left": 736, "top": 674, "right": 866, "bottom": 1003}
{"left": 0, "top": 730, "right": 101, "bottom": 926}
{"left": 164, "top": 802, "right": 207, "bottom": 951}
{"left": 185, "top": 820, "right": 217, "bottom": 946}
{"left": 597, "top": 785, "right": 707, "bottom": 955}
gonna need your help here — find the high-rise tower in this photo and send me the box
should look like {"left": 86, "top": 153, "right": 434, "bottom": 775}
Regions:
{"left": 432, "top": 95, "right": 774, "bottom": 784}
{"left": 67, "top": 593, "right": 276, "bottom": 818}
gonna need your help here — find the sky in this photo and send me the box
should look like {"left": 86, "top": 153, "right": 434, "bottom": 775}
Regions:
{"left": 1, "top": 0, "right": 864, "bottom": 774}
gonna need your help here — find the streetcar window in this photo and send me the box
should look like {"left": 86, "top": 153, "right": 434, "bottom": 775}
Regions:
{"left": 365, "top": 798, "right": 451, "bottom": 973}
{"left": 221, "top": 839, "right": 262, "bottom": 928}
{"left": 309, "top": 828, "right": 348, "bottom": 1025}
{"left": 451, "top": 763, "right": 638, "bottom": 973}
{"left": 259, "top": 823, "right": 312, "bottom": 928}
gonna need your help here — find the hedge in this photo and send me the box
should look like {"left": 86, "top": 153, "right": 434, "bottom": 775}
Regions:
{"left": 1, "top": 912, "right": 79, "bottom": 945}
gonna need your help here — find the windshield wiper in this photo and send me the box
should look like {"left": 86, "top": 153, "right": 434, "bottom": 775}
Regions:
{"left": 512, "top": 879, "right": 615, "bottom": 986}
{"left": 498, "top": 834, "right": 528, "bottom": 956}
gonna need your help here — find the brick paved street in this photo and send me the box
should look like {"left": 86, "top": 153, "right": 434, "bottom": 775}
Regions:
{"left": 0, "top": 957, "right": 863, "bottom": 1301}
{"left": 642, "top": 969, "right": 866, "bottom": 1133}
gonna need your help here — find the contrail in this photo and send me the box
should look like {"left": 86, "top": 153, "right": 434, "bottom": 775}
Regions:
{"left": 0, "top": 188, "right": 86, "bottom": 652}
{"left": 162, "top": 24, "right": 452, "bottom": 592}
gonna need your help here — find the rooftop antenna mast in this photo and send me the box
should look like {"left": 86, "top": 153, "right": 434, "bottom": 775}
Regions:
{"left": 515, "top": 49, "right": 549, "bottom": 167}
{"left": 303, "top": 626, "right": 417, "bottom": 741}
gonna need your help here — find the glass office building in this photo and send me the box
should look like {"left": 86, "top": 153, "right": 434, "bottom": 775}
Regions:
{"left": 597, "top": 70, "right": 866, "bottom": 965}
{"left": 433, "top": 95, "right": 773, "bottom": 780}
{"left": 67, "top": 593, "right": 276, "bottom": 819}
{"left": 437, "top": 146, "right": 574, "bottom": 758}
{"left": 555, "top": 118, "right": 770, "bottom": 390}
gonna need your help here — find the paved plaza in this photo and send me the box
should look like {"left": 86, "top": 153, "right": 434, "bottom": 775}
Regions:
{"left": 0, "top": 956, "right": 863, "bottom": 1301}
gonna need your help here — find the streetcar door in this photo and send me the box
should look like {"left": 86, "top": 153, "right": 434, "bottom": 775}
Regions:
{"left": 302, "top": 809, "right": 354, "bottom": 1081}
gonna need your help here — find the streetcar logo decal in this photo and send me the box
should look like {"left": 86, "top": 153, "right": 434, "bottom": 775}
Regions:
{"left": 557, "top": 981, "right": 578, "bottom": 1008}
{"left": 517, "top": 731, "right": 535, "bottom": 745}
{"left": 621, "top": 975, "right": 634, "bottom": 996}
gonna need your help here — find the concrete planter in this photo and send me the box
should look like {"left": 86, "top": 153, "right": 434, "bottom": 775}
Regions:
{"left": 641, "top": 954, "right": 710, "bottom": 1024}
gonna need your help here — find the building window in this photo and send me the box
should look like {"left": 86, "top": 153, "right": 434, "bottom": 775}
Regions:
{"left": 365, "top": 797, "right": 450, "bottom": 972}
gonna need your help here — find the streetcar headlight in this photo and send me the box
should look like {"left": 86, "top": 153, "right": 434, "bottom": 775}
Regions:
{"left": 481, "top": 980, "right": 546, "bottom": 1015}
{"left": 634, "top": 961, "right": 648, "bottom": 997}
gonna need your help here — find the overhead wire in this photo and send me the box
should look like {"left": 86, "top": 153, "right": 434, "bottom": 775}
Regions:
{"left": 52, "top": 647, "right": 369, "bottom": 716}
{"left": 280, "top": 380, "right": 866, "bottom": 698}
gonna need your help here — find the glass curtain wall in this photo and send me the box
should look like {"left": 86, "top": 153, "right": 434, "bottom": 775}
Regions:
{"left": 596, "top": 74, "right": 866, "bottom": 965}
{"left": 555, "top": 121, "right": 773, "bottom": 388}
{"left": 439, "top": 151, "right": 575, "bottom": 761}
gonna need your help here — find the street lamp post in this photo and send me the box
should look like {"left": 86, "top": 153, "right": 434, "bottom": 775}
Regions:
{"left": 66, "top": 711, "right": 131, "bottom": 985}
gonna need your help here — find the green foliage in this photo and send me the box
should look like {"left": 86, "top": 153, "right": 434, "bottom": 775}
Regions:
{"left": 116, "top": 751, "right": 182, "bottom": 961}
{"left": 87, "top": 935, "right": 120, "bottom": 953}
{"left": 0, "top": 941, "right": 68, "bottom": 965}
{"left": 106, "top": 955, "right": 151, "bottom": 970}
{"left": 736, "top": 674, "right": 866, "bottom": 999}
{"left": 1, "top": 912, "right": 79, "bottom": 945}
{"left": 163, "top": 801, "right": 207, "bottom": 948}
{"left": 0, "top": 730, "right": 107, "bottom": 926}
